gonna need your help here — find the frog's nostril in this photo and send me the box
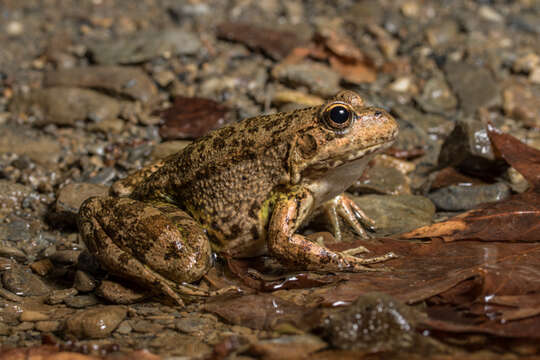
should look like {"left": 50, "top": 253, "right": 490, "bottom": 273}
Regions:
{"left": 374, "top": 111, "right": 382, "bottom": 117}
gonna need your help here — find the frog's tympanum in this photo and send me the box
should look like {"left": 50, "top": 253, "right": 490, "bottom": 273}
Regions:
{"left": 78, "top": 90, "right": 399, "bottom": 305}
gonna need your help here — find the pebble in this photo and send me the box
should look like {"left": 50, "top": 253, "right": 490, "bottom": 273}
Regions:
{"left": 130, "top": 319, "right": 164, "bottom": 334}
{"left": 64, "top": 295, "right": 100, "bottom": 309}
{"left": 353, "top": 195, "right": 435, "bottom": 235}
{"left": 48, "top": 250, "right": 81, "bottom": 265}
{"left": 272, "top": 61, "right": 341, "bottom": 97}
{"left": 0, "top": 180, "right": 33, "bottom": 214}
{"left": 29, "top": 259, "right": 54, "bottom": 276}
{"left": 503, "top": 82, "right": 540, "bottom": 128}
{"left": 322, "top": 292, "right": 419, "bottom": 352}
{"left": 35, "top": 320, "right": 61, "bottom": 332}
{"left": 65, "top": 306, "right": 127, "bottom": 339}
{"left": 55, "top": 183, "right": 108, "bottom": 225}
{"left": 44, "top": 66, "right": 158, "bottom": 105}
{"left": 415, "top": 76, "right": 457, "bottom": 114}
{"left": 115, "top": 320, "right": 133, "bottom": 335}
{"left": 0, "top": 125, "right": 62, "bottom": 167}
{"left": 74, "top": 270, "right": 97, "bottom": 293}
{"left": 438, "top": 117, "right": 506, "bottom": 175}
{"left": 19, "top": 310, "right": 49, "bottom": 322}
{"left": 6, "top": 21, "right": 24, "bottom": 36}
{"left": 14, "top": 87, "right": 122, "bottom": 126}
{"left": 87, "top": 118, "right": 125, "bottom": 134}
{"left": 0, "top": 322, "right": 10, "bottom": 335}
{"left": 444, "top": 61, "right": 500, "bottom": 114}
{"left": 2, "top": 268, "right": 50, "bottom": 297}
{"left": 428, "top": 182, "right": 511, "bottom": 211}
{"left": 0, "top": 287, "right": 23, "bottom": 302}
{"left": 89, "top": 28, "right": 202, "bottom": 65}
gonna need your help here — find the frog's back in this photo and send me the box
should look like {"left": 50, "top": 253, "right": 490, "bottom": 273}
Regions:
{"left": 134, "top": 107, "right": 317, "bottom": 246}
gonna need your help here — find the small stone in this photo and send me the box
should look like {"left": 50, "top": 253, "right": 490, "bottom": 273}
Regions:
{"left": 512, "top": 53, "right": 539, "bottom": 74}
{"left": 153, "top": 70, "right": 176, "bottom": 87}
{"left": 416, "top": 77, "right": 457, "bottom": 114}
{"left": 47, "top": 288, "right": 78, "bottom": 305}
{"left": 48, "top": 250, "right": 81, "bottom": 265}
{"left": 12, "top": 87, "right": 123, "bottom": 126}
{"left": 530, "top": 67, "right": 540, "bottom": 84}
{"left": 0, "top": 322, "right": 10, "bottom": 335}
{"left": 0, "top": 180, "right": 33, "bottom": 214}
{"left": 479, "top": 6, "right": 503, "bottom": 22}
{"left": 401, "top": 0, "right": 419, "bottom": 17}
{"left": 20, "top": 310, "right": 49, "bottom": 322}
{"left": 44, "top": 66, "right": 158, "bottom": 105}
{"left": 250, "top": 335, "right": 327, "bottom": 359}
{"left": 0, "top": 246, "right": 27, "bottom": 262}
{"left": 0, "top": 125, "right": 62, "bottom": 167}
{"left": 272, "top": 61, "right": 341, "bottom": 97}
{"left": 428, "top": 182, "right": 511, "bottom": 211}
{"left": 87, "top": 118, "right": 125, "bottom": 134}
{"left": 0, "top": 287, "right": 23, "bottom": 302}
{"left": 444, "top": 61, "right": 500, "bottom": 115}
{"left": 150, "top": 141, "right": 191, "bottom": 160}
{"left": 6, "top": 21, "right": 23, "bottom": 35}
{"left": 322, "top": 293, "right": 419, "bottom": 352}
{"left": 74, "top": 270, "right": 97, "bottom": 293}
{"left": 30, "top": 259, "right": 54, "bottom": 276}
{"left": 353, "top": 195, "right": 435, "bottom": 235}
{"left": 2, "top": 268, "right": 50, "bottom": 297}
{"left": 272, "top": 90, "right": 324, "bottom": 107}
{"left": 35, "top": 320, "right": 61, "bottom": 332}
{"left": 175, "top": 316, "right": 216, "bottom": 336}
{"left": 389, "top": 77, "right": 412, "bottom": 93}
{"left": 55, "top": 183, "right": 108, "bottom": 225}
{"left": 115, "top": 320, "right": 133, "bottom": 335}
{"left": 426, "top": 20, "right": 459, "bottom": 47}
{"left": 131, "top": 319, "right": 164, "bottom": 334}
{"left": 503, "top": 82, "right": 540, "bottom": 128}
{"left": 64, "top": 295, "right": 100, "bottom": 309}
{"left": 65, "top": 306, "right": 127, "bottom": 339}
{"left": 438, "top": 117, "right": 506, "bottom": 174}
{"left": 89, "top": 28, "right": 202, "bottom": 65}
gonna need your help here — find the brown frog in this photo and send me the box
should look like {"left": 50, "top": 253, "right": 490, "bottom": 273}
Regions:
{"left": 78, "top": 90, "right": 399, "bottom": 305}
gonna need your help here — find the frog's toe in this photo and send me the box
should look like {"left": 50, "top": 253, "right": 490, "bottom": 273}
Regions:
{"left": 322, "top": 194, "right": 375, "bottom": 241}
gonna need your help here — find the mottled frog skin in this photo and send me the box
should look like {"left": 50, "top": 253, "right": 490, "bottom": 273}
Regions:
{"left": 78, "top": 90, "right": 398, "bottom": 305}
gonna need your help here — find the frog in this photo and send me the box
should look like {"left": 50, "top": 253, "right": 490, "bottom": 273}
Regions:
{"left": 78, "top": 90, "right": 399, "bottom": 306}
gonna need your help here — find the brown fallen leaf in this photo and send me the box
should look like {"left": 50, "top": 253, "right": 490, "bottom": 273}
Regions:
{"left": 158, "top": 96, "right": 230, "bottom": 140}
{"left": 216, "top": 22, "right": 305, "bottom": 61}
{"left": 401, "top": 124, "right": 540, "bottom": 241}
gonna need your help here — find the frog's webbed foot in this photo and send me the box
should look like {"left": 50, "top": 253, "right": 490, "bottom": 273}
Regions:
{"left": 322, "top": 194, "right": 375, "bottom": 241}
{"left": 268, "top": 188, "right": 397, "bottom": 273}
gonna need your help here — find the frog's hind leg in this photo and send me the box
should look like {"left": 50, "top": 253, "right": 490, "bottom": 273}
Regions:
{"left": 78, "top": 196, "right": 225, "bottom": 306}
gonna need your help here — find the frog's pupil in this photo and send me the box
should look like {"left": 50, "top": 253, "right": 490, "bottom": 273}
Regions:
{"left": 330, "top": 106, "right": 349, "bottom": 124}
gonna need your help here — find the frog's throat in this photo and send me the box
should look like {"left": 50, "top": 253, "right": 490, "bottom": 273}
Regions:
{"left": 290, "top": 141, "right": 392, "bottom": 184}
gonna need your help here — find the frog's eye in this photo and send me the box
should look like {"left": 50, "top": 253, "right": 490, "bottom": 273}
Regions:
{"left": 324, "top": 103, "right": 354, "bottom": 130}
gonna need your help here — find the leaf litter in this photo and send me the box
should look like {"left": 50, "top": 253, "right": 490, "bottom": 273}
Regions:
{"left": 202, "top": 125, "right": 540, "bottom": 354}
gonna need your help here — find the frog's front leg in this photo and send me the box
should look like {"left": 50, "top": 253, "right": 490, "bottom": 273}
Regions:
{"left": 78, "top": 197, "right": 221, "bottom": 306}
{"left": 267, "top": 188, "right": 396, "bottom": 272}
{"left": 322, "top": 194, "right": 375, "bottom": 242}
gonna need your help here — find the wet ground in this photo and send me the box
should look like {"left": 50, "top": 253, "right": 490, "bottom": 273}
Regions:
{"left": 1, "top": 0, "right": 540, "bottom": 359}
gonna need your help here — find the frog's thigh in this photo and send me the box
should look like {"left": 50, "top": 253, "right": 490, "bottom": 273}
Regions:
{"left": 267, "top": 189, "right": 393, "bottom": 272}
{"left": 78, "top": 197, "right": 212, "bottom": 288}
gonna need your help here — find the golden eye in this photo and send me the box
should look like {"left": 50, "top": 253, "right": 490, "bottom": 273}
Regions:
{"left": 324, "top": 103, "right": 353, "bottom": 130}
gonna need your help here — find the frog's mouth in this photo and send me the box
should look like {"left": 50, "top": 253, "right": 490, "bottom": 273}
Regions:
{"left": 305, "top": 140, "right": 392, "bottom": 174}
